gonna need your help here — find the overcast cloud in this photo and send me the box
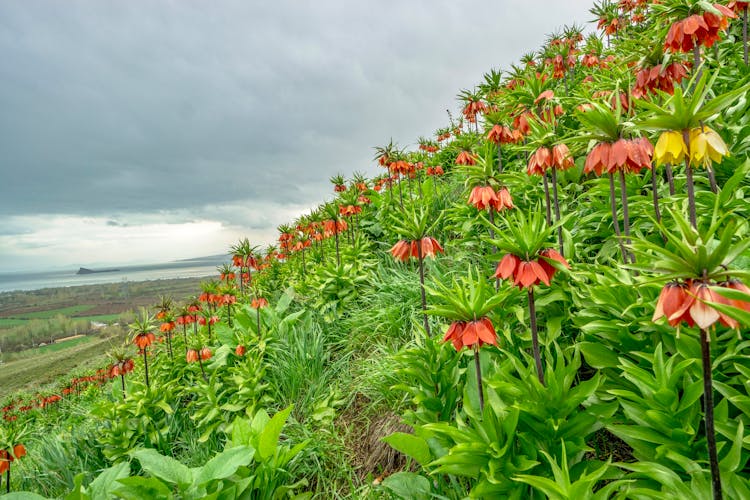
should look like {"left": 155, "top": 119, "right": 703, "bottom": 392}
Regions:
{"left": 0, "top": 0, "right": 594, "bottom": 271}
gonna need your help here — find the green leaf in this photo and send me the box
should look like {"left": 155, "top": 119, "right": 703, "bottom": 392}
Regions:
{"left": 579, "top": 341, "right": 619, "bottom": 369}
{"left": 380, "top": 472, "right": 431, "bottom": 500}
{"left": 193, "top": 446, "right": 255, "bottom": 486}
{"left": 382, "top": 433, "right": 432, "bottom": 465}
{"left": 258, "top": 405, "right": 293, "bottom": 461}
{"left": 87, "top": 462, "right": 131, "bottom": 500}
{"left": 131, "top": 448, "right": 193, "bottom": 488}
{"left": 230, "top": 416, "right": 253, "bottom": 447}
{"left": 113, "top": 477, "right": 174, "bottom": 500}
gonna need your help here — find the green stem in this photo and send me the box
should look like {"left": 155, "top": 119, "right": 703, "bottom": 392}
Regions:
{"left": 683, "top": 130, "right": 697, "bottom": 229}
{"left": 701, "top": 329, "right": 722, "bottom": 500}
{"left": 417, "top": 241, "right": 430, "bottom": 336}
{"left": 474, "top": 344, "right": 484, "bottom": 413}
{"left": 542, "top": 173, "right": 552, "bottom": 226}
{"left": 618, "top": 169, "right": 633, "bottom": 263}
{"left": 528, "top": 288, "right": 545, "bottom": 386}
{"left": 608, "top": 173, "right": 628, "bottom": 264}
{"left": 551, "top": 168, "right": 563, "bottom": 256}
{"left": 198, "top": 356, "right": 207, "bottom": 382}
{"left": 665, "top": 163, "right": 675, "bottom": 195}
{"left": 143, "top": 347, "right": 149, "bottom": 388}
{"left": 120, "top": 374, "right": 126, "bottom": 397}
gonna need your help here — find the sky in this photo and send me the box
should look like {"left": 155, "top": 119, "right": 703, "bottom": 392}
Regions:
{"left": 0, "top": 0, "right": 594, "bottom": 272}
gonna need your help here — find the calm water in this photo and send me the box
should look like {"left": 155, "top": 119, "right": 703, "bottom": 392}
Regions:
{"left": 0, "top": 256, "right": 228, "bottom": 293}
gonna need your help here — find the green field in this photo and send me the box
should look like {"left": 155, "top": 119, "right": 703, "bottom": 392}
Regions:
{"left": 0, "top": 318, "right": 30, "bottom": 328}
{"left": 0, "top": 335, "right": 115, "bottom": 398}
{"left": 3, "top": 305, "right": 95, "bottom": 319}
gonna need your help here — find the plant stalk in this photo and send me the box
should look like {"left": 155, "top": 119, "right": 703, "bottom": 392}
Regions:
{"left": 256, "top": 308, "right": 261, "bottom": 339}
{"left": 417, "top": 240, "right": 430, "bottom": 336}
{"left": 651, "top": 168, "right": 667, "bottom": 243}
{"left": 665, "top": 163, "right": 675, "bottom": 195}
{"left": 543, "top": 173, "right": 553, "bottom": 226}
{"left": 701, "top": 329, "right": 722, "bottom": 500}
{"left": 551, "top": 168, "right": 564, "bottom": 256}
{"left": 683, "top": 130, "right": 698, "bottom": 229}
{"left": 334, "top": 228, "right": 341, "bottom": 267}
{"left": 198, "top": 356, "right": 208, "bottom": 382}
{"left": 120, "top": 373, "right": 126, "bottom": 397}
{"left": 608, "top": 173, "right": 628, "bottom": 264}
{"left": 618, "top": 169, "right": 633, "bottom": 263}
{"left": 474, "top": 344, "right": 485, "bottom": 413}
{"left": 528, "top": 288, "right": 545, "bottom": 386}
{"left": 142, "top": 347, "right": 150, "bottom": 388}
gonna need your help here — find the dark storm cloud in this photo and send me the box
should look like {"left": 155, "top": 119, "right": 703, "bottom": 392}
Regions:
{"left": 0, "top": 0, "right": 594, "bottom": 219}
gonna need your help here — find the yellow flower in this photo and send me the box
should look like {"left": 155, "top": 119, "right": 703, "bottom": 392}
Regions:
{"left": 653, "top": 130, "right": 687, "bottom": 166}
{"left": 689, "top": 126, "right": 729, "bottom": 168}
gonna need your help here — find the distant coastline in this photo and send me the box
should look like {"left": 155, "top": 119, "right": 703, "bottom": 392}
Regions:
{"left": 76, "top": 267, "right": 121, "bottom": 275}
{"left": 0, "top": 255, "right": 228, "bottom": 293}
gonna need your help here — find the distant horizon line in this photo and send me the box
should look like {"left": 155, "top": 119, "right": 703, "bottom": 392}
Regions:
{"left": 0, "top": 253, "right": 232, "bottom": 275}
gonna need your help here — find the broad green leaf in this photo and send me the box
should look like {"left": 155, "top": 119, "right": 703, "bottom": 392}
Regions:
{"left": 579, "top": 341, "right": 619, "bottom": 369}
{"left": 131, "top": 448, "right": 193, "bottom": 488}
{"left": 87, "top": 462, "right": 130, "bottom": 500}
{"left": 380, "top": 472, "right": 431, "bottom": 500}
{"left": 193, "top": 446, "right": 255, "bottom": 486}
{"left": 258, "top": 405, "right": 293, "bottom": 460}
{"left": 382, "top": 433, "right": 432, "bottom": 465}
{"left": 231, "top": 416, "right": 253, "bottom": 447}
{"left": 113, "top": 477, "right": 173, "bottom": 500}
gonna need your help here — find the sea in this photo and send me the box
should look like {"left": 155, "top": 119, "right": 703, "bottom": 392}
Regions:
{"left": 0, "top": 255, "right": 229, "bottom": 293}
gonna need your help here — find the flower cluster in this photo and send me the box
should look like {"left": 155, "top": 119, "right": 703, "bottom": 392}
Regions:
{"left": 494, "top": 249, "right": 569, "bottom": 289}
{"left": 0, "top": 444, "right": 26, "bottom": 474}
{"left": 664, "top": 4, "right": 736, "bottom": 52}
{"left": 455, "top": 150, "right": 477, "bottom": 166}
{"left": 390, "top": 237, "right": 444, "bottom": 262}
{"left": 527, "top": 144, "right": 574, "bottom": 176}
{"left": 468, "top": 186, "right": 514, "bottom": 212}
{"left": 109, "top": 358, "right": 135, "bottom": 378}
{"left": 653, "top": 279, "right": 750, "bottom": 331}
{"left": 443, "top": 318, "right": 498, "bottom": 351}
{"left": 653, "top": 127, "right": 729, "bottom": 168}
{"left": 186, "top": 347, "right": 212, "bottom": 363}
{"left": 632, "top": 62, "right": 689, "bottom": 98}
{"left": 584, "top": 137, "right": 654, "bottom": 175}
{"left": 486, "top": 124, "right": 523, "bottom": 145}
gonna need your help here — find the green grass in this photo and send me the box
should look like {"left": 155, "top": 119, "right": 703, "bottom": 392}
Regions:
{"left": 0, "top": 318, "right": 30, "bottom": 328}
{"left": 0, "top": 335, "right": 113, "bottom": 398}
{"left": 4, "top": 304, "right": 95, "bottom": 319}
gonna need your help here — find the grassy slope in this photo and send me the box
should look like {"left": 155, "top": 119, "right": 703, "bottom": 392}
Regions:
{"left": 0, "top": 335, "right": 114, "bottom": 398}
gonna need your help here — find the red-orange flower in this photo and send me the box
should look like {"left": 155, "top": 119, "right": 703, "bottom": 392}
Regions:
{"left": 552, "top": 144, "right": 575, "bottom": 170}
{"left": 455, "top": 150, "right": 476, "bottom": 165}
{"left": 160, "top": 321, "right": 175, "bottom": 333}
{"left": 390, "top": 240, "right": 412, "bottom": 262}
{"left": 494, "top": 249, "right": 569, "bottom": 289}
{"left": 235, "top": 345, "right": 246, "bottom": 356}
{"left": 527, "top": 147, "right": 552, "bottom": 175}
{"left": 468, "top": 186, "right": 499, "bottom": 211}
{"left": 664, "top": 5, "right": 736, "bottom": 53}
{"left": 251, "top": 297, "right": 269, "bottom": 309}
{"left": 186, "top": 349, "right": 199, "bottom": 363}
{"left": 200, "top": 347, "right": 212, "bottom": 361}
{"left": 442, "top": 318, "right": 497, "bottom": 351}
{"left": 133, "top": 332, "right": 155, "bottom": 349}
